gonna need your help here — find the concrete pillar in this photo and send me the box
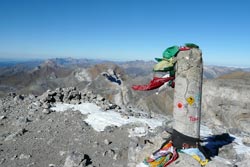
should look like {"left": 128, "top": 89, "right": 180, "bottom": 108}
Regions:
{"left": 172, "top": 48, "right": 203, "bottom": 147}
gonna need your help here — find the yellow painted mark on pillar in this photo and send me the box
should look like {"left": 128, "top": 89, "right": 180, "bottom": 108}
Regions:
{"left": 186, "top": 96, "right": 195, "bottom": 105}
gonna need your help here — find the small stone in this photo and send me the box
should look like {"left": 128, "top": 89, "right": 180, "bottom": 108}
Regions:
{"left": 121, "top": 114, "right": 129, "bottom": 119}
{"left": 14, "top": 95, "right": 24, "bottom": 102}
{"left": 55, "top": 87, "right": 62, "bottom": 92}
{"left": 0, "top": 158, "right": 5, "bottom": 164}
{"left": 104, "top": 139, "right": 112, "bottom": 145}
{"left": 42, "top": 109, "right": 51, "bottom": 114}
{"left": 103, "top": 149, "right": 115, "bottom": 157}
{"left": 42, "top": 103, "right": 51, "bottom": 109}
{"left": 5, "top": 128, "right": 27, "bottom": 141}
{"left": 63, "top": 152, "right": 91, "bottom": 167}
{"left": 0, "top": 116, "right": 6, "bottom": 120}
{"left": 28, "top": 94, "right": 36, "bottom": 100}
{"left": 87, "top": 165, "right": 94, "bottom": 167}
{"left": 70, "top": 99, "right": 80, "bottom": 104}
{"left": 48, "top": 119, "right": 54, "bottom": 122}
{"left": 8, "top": 92, "right": 16, "bottom": 97}
{"left": 104, "top": 126, "right": 116, "bottom": 133}
{"left": 228, "top": 128, "right": 241, "bottom": 135}
{"left": 11, "top": 155, "right": 18, "bottom": 160}
{"left": 97, "top": 94, "right": 105, "bottom": 101}
{"left": 19, "top": 153, "right": 31, "bottom": 159}
{"left": 49, "top": 164, "right": 56, "bottom": 167}
{"left": 17, "top": 116, "right": 30, "bottom": 124}
{"left": 93, "top": 142, "right": 99, "bottom": 148}
{"left": 27, "top": 162, "right": 35, "bottom": 167}
{"left": 59, "top": 151, "right": 66, "bottom": 156}
{"left": 242, "top": 136, "right": 250, "bottom": 145}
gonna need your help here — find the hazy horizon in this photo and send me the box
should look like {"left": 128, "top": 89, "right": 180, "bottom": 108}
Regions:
{"left": 1, "top": 56, "right": 250, "bottom": 69}
{"left": 1, "top": 0, "right": 250, "bottom": 67}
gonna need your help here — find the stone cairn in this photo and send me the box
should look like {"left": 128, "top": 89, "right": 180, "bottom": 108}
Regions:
{"left": 32, "top": 87, "right": 120, "bottom": 114}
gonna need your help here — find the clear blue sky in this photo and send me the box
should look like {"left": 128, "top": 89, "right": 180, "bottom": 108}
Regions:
{"left": 0, "top": 0, "right": 250, "bottom": 67}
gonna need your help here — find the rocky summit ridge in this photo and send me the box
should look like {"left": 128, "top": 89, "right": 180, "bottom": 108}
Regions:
{"left": 1, "top": 59, "right": 250, "bottom": 166}
{"left": 1, "top": 83, "right": 250, "bottom": 167}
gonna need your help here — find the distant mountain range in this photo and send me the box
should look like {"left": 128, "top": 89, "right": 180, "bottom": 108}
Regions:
{"left": 1, "top": 57, "right": 249, "bottom": 77}
{"left": 1, "top": 57, "right": 250, "bottom": 114}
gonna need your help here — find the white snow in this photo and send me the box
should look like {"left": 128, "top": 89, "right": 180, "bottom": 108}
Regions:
{"left": 74, "top": 69, "right": 91, "bottom": 82}
{"left": 231, "top": 134, "right": 250, "bottom": 155}
{"left": 51, "top": 103, "right": 165, "bottom": 133}
{"left": 200, "top": 124, "right": 213, "bottom": 137}
{"left": 52, "top": 102, "right": 250, "bottom": 156}
{"left": 136, "top": 162, "right": 148, "bottom": 167}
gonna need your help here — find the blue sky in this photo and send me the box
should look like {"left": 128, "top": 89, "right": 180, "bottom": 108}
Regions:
{"left": 0, "top": 0, "right": 250, "bottom": 67}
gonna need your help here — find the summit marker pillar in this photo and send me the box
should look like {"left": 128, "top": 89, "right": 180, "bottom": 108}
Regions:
{"left": 172, "top": 48, "right": 203, "bottom": 148}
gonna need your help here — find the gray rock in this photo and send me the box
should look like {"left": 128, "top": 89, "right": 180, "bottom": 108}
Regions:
{"left": 8, "top": 92, "right": 16, "bottom": 97}
{"left": 0, "top": 158, "right": 6, "bottom": 165}
{"left": 19, "top": 153, "right": 31, "bottom": 159}
{"left": 236, "top": 159, "right": 250, "bottom": 167}
{"left": 168, "top": 153, "right": 201, "bottom": 167}
{"left": 219, "top": 144, "right": 237, "bottom": 161}
{"left": 27, "top": 162, "right": 35, "bottom": 167}
{"left": 42, "top": 109, "right": 51, "bottom": 114}
{"left": 109, "top": 103, "right": 117, "bottom": 110}
{"left": 104, "top": 126, "right": 116, "bottom": 133}
{"left": 96, "top": 94, "right": 105, "bottom": 101}
{"left": 54, "top": 93, "right": 63, "bottom": 102}
{"left": 10, "top": 155, "right": 18, "bottom": 160}
{"left": 104, "top": 139, "right": 112, "bottom": 145}
{"left": 16, "top": 116, "right": 30, "bottom": 125}
{"left": 42, "top": 103, "right": 51, "bottom": 109}
{"left": 28, "top": 94, "right": 36, "bottom": 100}
{"left": 206, "top": 156, "right": 233, "bottom": 167}
{"left": 89, "top": 94, "right": 97, "bottom": 101}
{"left": 70, "top": 99, "right": 80, "bottom": 104}
{"left": 202, "top": 79, "right": 250, "bottom": 134}
{"left": 103, "top": 149, "right": 115, "bottom": 157}
{"left": 242, "top": 136, "right": 250, "bottom": 145}
{"left": 5, "top": 128, "right": 27, "bottom": 141}
{"left": 47, "top": 90, "right": 57, "bottom": 96}
{"left": 55, "top": 87, "right": 62, "bottom": 93}
{"left": 14, "top": 95, "right": 24, "bottom": 102}
{"left": 228, "top": 128, "right": 241, "bottom": 135}
{"left": 128, "top": 131, "right": 171, "bottom": 166}
{"left": 68, "top": 91, "right": 80, "bottom": 101}
{"left": 63, "top": 152, "right": 91, "bottom": 167}
{"left": 0, "top": 115, "right": 6, "bottom": 120}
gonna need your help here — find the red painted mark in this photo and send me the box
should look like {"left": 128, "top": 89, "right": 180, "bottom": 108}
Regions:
{"left": 177, "top": 102, "right": 183, "bottom": 109}
{"left": 189, "top": 116, "right": 199, "bottom": 122}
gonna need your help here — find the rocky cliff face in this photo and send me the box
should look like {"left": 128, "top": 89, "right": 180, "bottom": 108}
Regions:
{"left": 202, "top": 77, "right": 250, "bottom": 134}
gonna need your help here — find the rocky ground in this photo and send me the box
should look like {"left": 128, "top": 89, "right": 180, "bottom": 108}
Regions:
{"left": 1, "top": 87, "right": 250, "bottom": 167}
{"left": 0, "top": 88, "right": 132, "bottom": 167}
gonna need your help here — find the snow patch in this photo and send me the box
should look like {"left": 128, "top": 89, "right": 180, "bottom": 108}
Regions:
{"left": 136, "top": 162, "right": 148, "bottom": 167}
{"left": 200, "top": 124, "right": 213, "bottom": 137}
{"left": 74, "top": 69, "right": 91, "bottom": 82}
{"left": 52, "top": 103, "right": 250, "bottom": 155}
{"left": 51, "top": 103, "right": 165, "bottom": 133}
{"left": 231, "top": 134, "right": 250, "bottom": 155}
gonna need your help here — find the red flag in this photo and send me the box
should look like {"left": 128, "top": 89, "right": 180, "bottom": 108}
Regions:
{"left": 132, "top": 76, "right": 175, "bottom": 91}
